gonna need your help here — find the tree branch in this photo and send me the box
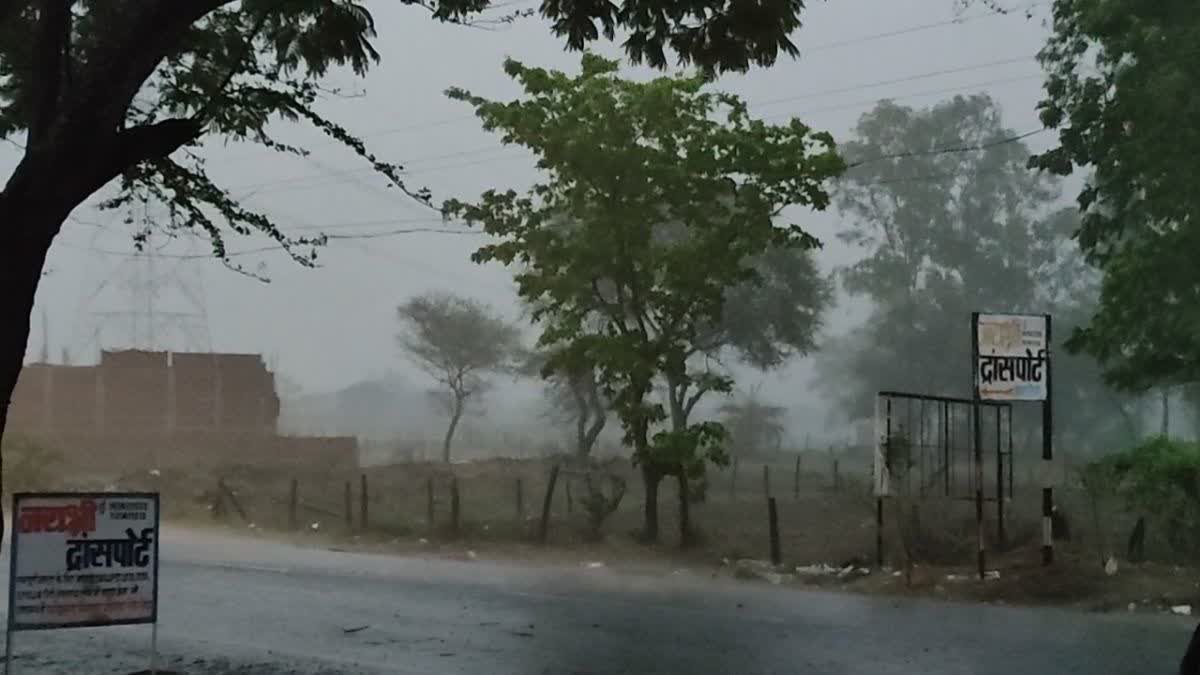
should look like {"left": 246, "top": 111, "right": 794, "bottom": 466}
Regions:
{"left": 70, "top": 118, "right": 203, "bottom": 202}
{"left": 193, "top": 4, "right": 278, "bottom": 124}
{"left": 684, "top": 386, "right": 706, "bottom": 419}
{"left": 64, "top": 0, "right": 236, "bottom": 139}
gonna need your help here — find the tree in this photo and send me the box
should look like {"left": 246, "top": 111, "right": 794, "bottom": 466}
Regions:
{"left": 820, "top": 95, "right": 1057, "bottom": 414}
{"left": 817, "top": 95, "right": 1137, "bottom": 450}
{"left": 397, "top": 292, "right": 520, "bottom": 462}
{"left": 719, "top": 387, "right": 787, "bottom": 460}
{"left": 446, "top": 54, "right": 843, "bottom": 543}
{"left": 521, "top": 345, "right": 609, "bottom": 460}
{"left": 0, "top": 0, "right": 818, "bottom": 547}
{"left": 1029, "top": 0, "right": 1200, "bottom": 394}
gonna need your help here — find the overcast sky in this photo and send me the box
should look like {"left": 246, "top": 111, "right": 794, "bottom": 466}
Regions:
{"left": 8, "top": 0, "right": 1056, "bottom": 424}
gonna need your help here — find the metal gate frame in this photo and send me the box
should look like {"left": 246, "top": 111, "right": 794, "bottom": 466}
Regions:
{"left": 872, "top": 390, "right": 1014, "bottom": 574}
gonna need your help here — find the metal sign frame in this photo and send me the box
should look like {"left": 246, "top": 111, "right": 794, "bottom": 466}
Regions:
{"left": 972, "top": 311, "right": 1055, "bottom": 569}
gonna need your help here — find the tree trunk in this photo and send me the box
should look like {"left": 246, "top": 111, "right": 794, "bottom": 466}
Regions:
{"left": 677, "top": 467, "right": 693, "bottom": 547}
{"left": 640, "top": 462, "right": 661, "bottom": 543}
{"left": 1161, "top": 389, "right": 1170, "bottom": 438}
{"left": 0, "top": 191, "right": 61, "bottom": 549}
{"left": 442, "top": 397, "right": 464, "bottom": 463}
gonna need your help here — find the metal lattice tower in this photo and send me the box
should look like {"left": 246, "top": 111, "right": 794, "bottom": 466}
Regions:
{"left": 73, "top": 213, "right": 212, "bottom": 358}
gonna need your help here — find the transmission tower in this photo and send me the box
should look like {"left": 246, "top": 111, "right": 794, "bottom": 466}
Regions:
{"left": 73, "top": 211, "right": 213, "bottom": 358}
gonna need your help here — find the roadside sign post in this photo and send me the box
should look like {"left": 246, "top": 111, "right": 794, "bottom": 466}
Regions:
{"left": 972, "top": 313, "right": 1053, "bottom": 567}
{"left": 5, "top": 492, "right": 161, "bottom": 674}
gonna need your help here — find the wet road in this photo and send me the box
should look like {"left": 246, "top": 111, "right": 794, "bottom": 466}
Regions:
{"left": 3, "top": 529, "right": 1192, "bottom": 674}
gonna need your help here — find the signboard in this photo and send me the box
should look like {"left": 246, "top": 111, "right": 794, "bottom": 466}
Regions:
{"left": 7, "top": 493, "right": 159, "bottom": 631}
{"left": 975, "top": 313, "right": 1049, "bottom": 401}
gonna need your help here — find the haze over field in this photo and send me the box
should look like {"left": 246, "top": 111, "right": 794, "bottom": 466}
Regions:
{"left": 4, "top": 1, "right": 1075, "bottom": 452}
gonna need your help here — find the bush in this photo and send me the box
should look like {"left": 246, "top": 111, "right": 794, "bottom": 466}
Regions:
{"left": 1, "top": 435, "right": 64, "bottom": 494}
{"left": 1092, "top": 436, "right": 1200, "bottom": 559}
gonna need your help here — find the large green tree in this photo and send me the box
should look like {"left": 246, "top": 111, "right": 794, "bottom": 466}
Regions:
{"left": 0, "top": 0, "right": 816, "bottom": 544}
{"left": 821, "top": 95, "right": 1137, "bottom": 450}
{"left": 446, "top": 54, "right": 843, "bottom": 543}
{"left": 1031, "top": 0, "right": 1200, "bottom": 394}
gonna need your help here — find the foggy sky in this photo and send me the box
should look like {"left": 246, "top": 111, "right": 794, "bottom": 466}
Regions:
{"left": 3, "top": 0, "right": 1056, "bottom": 436}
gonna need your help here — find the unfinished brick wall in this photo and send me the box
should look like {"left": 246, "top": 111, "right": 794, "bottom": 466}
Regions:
{"left": 10, "top": 349, "right": 279, "bottom": 435}
{"left": 6, "top": 349, "right": 340, "bottom": 474}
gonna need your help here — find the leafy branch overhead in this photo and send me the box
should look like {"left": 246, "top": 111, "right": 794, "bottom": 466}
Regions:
{"left": 0, "top": 0, "right": 808, "bottom": 274}
{"left": 1029, "top": 0, "right": 1200, "bottom": 391}
{"left": 443, "top": 54, "right": 843, "bottom": 540}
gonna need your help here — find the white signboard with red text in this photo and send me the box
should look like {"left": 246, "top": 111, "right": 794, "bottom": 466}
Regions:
{"left": 975, "top": 313, "right": 1049, "bottom": 401}
{"left": 7, "top": 492, "right": 159, "bottom": 631}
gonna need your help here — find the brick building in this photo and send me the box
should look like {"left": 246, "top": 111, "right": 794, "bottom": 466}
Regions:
{"left": 9, "top": 350, "right": 354, "bottom": 473}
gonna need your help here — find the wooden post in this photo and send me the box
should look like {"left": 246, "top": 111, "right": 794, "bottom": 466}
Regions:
{"left": 426, "top": 477, "right": 435, "bottom": 530}
{"left": 876, "top": 497, "right": 884, "bottom": 568}
{"left": 539, "top": 464, "right": 561, "bottom": 544}
{"left": 288, "top": 478, "right": 298, "bottom": 531}
{"left": 516, "top": 477, "right": 524, "bottom": 519}
{"left": 767, "top": 497, "right": 781, "bottom": 566}
{"left": 729, "top": 456, "right": 739, "bottom": 500}
{"left": 833, "top": 459, "right": 840, "bottom": 492}
{"left": 359, "top": 473, "right": 369, "bottom": 531}
{"left": 793, "top": 456, "right": 801, "bottom": 501}
{"left": 565, "top": 478, "right": 574, "bottom": 514}
{"left": 344, "top": 480, "right": 352, "bottom": 532}
{"left": 449, "top": 475, "right": 461, "bottom": 537}
{"left": 762, "top": 465, "right": 771, "bottom": 497}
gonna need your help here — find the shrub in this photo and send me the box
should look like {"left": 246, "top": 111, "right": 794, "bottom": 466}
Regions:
{"left": 1092, "top": 436, "right": 1200, "bottom": 559}
{"left": 1, "top": 435, "right": 64, "bottom": 494}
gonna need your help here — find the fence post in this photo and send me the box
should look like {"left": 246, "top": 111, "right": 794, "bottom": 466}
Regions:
{"left": 565, "top": 478, "right": 573, "bottom": 514}
{"left": 288, "top": 478, "right": 298, "bottom": 531}
{"left": 793, "top": 456, "right": 801, "bottom": 501}
{"left": 767, "top": 497, "right": 781, "bottom": 566}
{"left": 359, "top": 473, "right": 369, "bottom": 531}
{"left": 833, "top": 459, "right": 840, "bottom": 492}
{"left": 729, "top": 456, "right": 739, "bottom": 500}
{"left": 762, "top": 465, "right": 771, "bottom": 497}
{"left": 516, "top": 477, "right": 524, "bottom": 519}
{"left": 539, "top": 464, "right": 561, "bottom": 544}
{"left": 426, "top": 477, "right": 435, "bottom": 531}
{"left": 450, "top": 475, "right": 461, "bottom": 537}
{"left": 876, "top": 497, "right": 884, "bottom": 568}
{"left": 344, "top": 480, "right": 352, "bottom": 532}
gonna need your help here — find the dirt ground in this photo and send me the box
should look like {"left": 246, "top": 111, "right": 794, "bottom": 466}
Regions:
{"left": 72, "top": 454, "right": 1195, "bottom": 620}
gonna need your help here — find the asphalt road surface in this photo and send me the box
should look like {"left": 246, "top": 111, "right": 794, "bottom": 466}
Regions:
{"left": 0, "top": 528, "right": 1191, "bottom": 674}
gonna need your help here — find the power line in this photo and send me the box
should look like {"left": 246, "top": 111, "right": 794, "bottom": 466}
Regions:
{"left": 753, "top": 55, "right": 1034, "bottom": 109}
{"left": 55, "top": 224, "right": 485, "bottom": 260}
{"left": 58, "top": 153, "right": 1051, "bottom": 264}
{"left": 803, "top": 0, "right": 1047, "bottom": 53}
{"left": 204, "top": 4, "right": 1048, "bottom": 167}
{"left": 230, "top": 59, "right": 1041, "bottom": 196}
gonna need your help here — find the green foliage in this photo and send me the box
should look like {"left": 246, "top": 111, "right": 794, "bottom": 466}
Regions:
{"left": 0, "top": 0, "right": 815, "bottom": 269}
{"left": 1091, "top": 437, "right": 1200, "bottom": 558}
{"left": 715, "top": 245, "right": 833, "bottom": 369}
{"left": 650, "top": 420, "right": 730, "bottom": 477}
{"left": 444, "top": 54, "right": 843, "bottom": 482}
{"left": 1031, "top": 0, "right": 1200, "bottom": 391}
